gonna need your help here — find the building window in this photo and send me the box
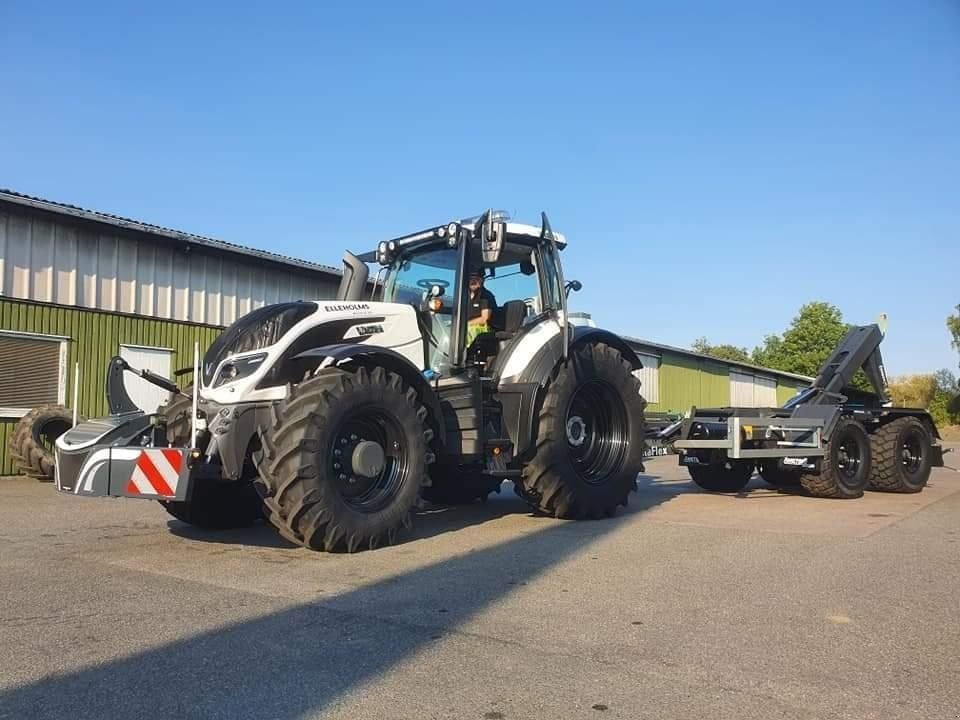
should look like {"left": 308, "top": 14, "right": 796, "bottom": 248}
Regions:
{"left": 633, "top": 352, "right": 661, "bottom": 404}
{"left": 0, "top": 332, "right": 68, "bottom": 417}
{"left": 119, "top": 345, "right": 174, "bottom": 413}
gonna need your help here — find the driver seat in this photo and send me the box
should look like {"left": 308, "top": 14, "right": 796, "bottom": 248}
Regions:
{"left": 470, "top": 300, "right": 527, "bottom": 370}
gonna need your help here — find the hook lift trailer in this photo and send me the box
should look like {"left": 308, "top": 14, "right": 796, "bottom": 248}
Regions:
{"left": 674, "top": 321, "right": 945, "bottom": 498}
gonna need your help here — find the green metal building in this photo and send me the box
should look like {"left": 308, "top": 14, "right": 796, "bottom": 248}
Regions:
{"left": 0, "top": 189, "right": 810, "bottom": 474}
{"left": 0, "top": 190, "right": 341, "bottom": 473}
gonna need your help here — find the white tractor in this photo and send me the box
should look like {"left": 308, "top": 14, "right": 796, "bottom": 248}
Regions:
{"left": 55, "top": 211, "right": 648, "bottom": 551}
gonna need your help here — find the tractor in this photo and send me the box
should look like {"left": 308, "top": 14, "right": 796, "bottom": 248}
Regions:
{"left": 55, "top": 211, "right": 648, "bottom": 551}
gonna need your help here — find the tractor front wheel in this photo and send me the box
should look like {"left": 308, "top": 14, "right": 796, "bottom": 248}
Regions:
{"left": 255, "top": 367, "right": 432, "bottom": 551}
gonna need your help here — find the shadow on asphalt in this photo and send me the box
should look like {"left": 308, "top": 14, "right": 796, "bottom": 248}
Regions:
{"left": 0, "top": 474, "right": 679, "bottom": 720}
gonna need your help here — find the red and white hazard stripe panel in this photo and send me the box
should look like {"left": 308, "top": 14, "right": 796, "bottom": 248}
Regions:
{"left": 126, "top": 449, "right": 184, "bottom": 498}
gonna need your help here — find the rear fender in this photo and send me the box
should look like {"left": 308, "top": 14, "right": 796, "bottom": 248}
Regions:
{"left": 496, "top": 325, "right": 642, "bottom": 457}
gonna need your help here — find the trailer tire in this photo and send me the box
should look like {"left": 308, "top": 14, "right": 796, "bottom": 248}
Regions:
{"left": 517, "top": 343, "right": 646, "bottom": 519}
{"left": 688, "top": 462, "right": 753, "bottom": 493}
{"left": 255, "top": 366, "right": 432, "bottom": 552}
{"left": 424, "top": 464, "right": 503, "bottom": 504}
{"left": 757, "top": 460, "right": 801, "bottom": 488}
{"left": 8, "top": 404, "right": 76, "bottom": 480}
{"left": 800, "top": 417, "right": 871, "bottom": 499}
{"left": 160, "top": 480, "right": 263, "bottom": 529}
{"left": 868, "top": 417, "right": 932, "bottom": 493}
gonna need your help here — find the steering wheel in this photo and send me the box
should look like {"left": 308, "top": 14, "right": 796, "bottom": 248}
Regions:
{"left": 416, "top": 278, "right": 449, "bottom": 291}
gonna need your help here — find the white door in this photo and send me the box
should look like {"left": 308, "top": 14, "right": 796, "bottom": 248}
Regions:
{"left": 120, "top": 345, "right": 173, "bottom": 413}
{"left": 755, "top": 376, "right": 777, "bottom": 407}
{"left": 730, "top": 370, "right": 756, "bottom": 406}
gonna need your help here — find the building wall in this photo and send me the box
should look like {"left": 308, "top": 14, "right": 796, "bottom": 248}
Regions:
{"left": 0, "top": 206, "right": 339, "bottom": 326}
{"left": 0, "top": 297, "right": 223, "bottom": 473}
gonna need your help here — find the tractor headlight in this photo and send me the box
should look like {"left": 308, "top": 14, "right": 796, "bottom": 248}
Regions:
{"left": 214, "top": 353, "right": 267, "bottom": 387}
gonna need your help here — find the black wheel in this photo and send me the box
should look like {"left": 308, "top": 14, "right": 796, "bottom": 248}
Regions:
{"left": 160, "top": 480, "right": 263, "bottom": 529}
{"left": 757, "top": 460, "right": 801, "bottom": 488}
{"left": 9, "top": 404, "right": 77, "bottom": 480}
{"left": 424, "top": 463, "right": 503, "bottom": 504}
{"left": 800, "top": 417, "right": 871, "bottom": 499}
{"left": 687, "top": 462, "right": 753, "bottom": 492}
{"left": 255, "top": 366, "right": 433, "bottom": 551}
{"left": 868, "top": 417, "right": 932, "bottom": 493}
{"left": 516, "top": 343, "right": 647, "bottom": 519}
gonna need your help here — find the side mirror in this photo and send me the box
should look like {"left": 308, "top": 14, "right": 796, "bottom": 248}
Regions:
{"left": 478, "top": 209, "right": 505, "bottom": 264}
{"left": 564, "top": 280, "right": 582, "bottom": 297}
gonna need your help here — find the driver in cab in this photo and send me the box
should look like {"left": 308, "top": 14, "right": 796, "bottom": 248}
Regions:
{"left": 466, "top": 270, "right": 496, "bottom": 346}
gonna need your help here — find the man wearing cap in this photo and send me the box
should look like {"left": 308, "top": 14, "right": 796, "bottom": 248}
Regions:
{"left": 466, "top": 270, "right": 496, "bottom": 347}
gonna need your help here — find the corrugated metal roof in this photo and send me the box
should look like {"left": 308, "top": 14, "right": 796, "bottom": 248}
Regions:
{"left": 622, "top": 334, "right": 813, "bottom": 383}
{"left": 0, "top": 188, "right": 342, "bottom": 278}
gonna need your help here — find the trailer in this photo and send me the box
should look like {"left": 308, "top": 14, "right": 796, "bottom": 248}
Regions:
{"left": 674, "top": 322, "right": 945, "bottom": 498}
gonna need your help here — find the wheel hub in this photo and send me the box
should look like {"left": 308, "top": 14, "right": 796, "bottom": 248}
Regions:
{"left": 566, "top": 415, "right": 587, "bottom": 447}
{"left": 352, "top": 440, "right": 386, "bottom": 479}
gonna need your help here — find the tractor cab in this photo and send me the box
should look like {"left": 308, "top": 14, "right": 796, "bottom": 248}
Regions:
{"left": 350, "top": 210, "right": 575, "bottom": 378}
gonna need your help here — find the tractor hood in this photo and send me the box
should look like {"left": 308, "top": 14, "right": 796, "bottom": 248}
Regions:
{"left": 200, "top": 301, "right": 424, "bottom": 405}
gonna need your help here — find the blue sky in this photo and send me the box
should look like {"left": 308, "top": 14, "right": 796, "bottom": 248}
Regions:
{"left": 2, "top": 1, "right": 958, "bottom": 375}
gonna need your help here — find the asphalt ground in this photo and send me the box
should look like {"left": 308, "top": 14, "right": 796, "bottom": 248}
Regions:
{"left": 1, "top": 448, "right": 959, "bottom": 720}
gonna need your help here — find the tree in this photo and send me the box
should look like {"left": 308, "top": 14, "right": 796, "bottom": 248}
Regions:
{"left": 691, "top": 337, "right": 751, "bottom": 363}
{"left": 887, "top": 374, "right": 938, "bottom": 409}
{"left": 948, "top": 305, "right": 960, "bottom": 368}
{"left": 751, "top": 302, "right": 850, "bottom": 378}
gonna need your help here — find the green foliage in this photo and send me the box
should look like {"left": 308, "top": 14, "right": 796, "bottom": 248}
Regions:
{"left": 948, "top": 305, "right": 960, "bottom": 368}
{"left": 749, "top": 302, "right": 871, "bottom": 387}
{"left": 930, "top": 368, "right": 960, "bottom": 427}
{"left": 888, "top": 370, "right": 959, "bottom": 427}
{"left": 691, "top": 337, "right": 751, "bottom": 363}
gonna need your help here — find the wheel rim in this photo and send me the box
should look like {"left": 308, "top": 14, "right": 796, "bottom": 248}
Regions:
{"left": 900, "top": 431, "right": 924, "bottom": 475}
{"left": 565, "top": 382, "right": 629, "bottom": 485}
{"left": 835, "top": 433, "right": 862, "bottom": 480}
{"left": 35, "top": 417, "right": 72, "bottom": 453}
{"left": 328, "top": 405, "right": 410, "bottom": 513}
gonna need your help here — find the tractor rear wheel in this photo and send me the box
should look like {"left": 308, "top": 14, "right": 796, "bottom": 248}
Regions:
{"left": 517, "top": 343, "right": 646, "bottom": 519}
{"left": 688, "top": 462, "right": 753, "bottom": 493}
{"left": 800, "top": 417, "right": 871, "bottom": 499}
{"left": 868, "top": 416, "right": 932, "bottom": 493}
{"left": 8, "top": 404, "right": 76, "bottom": 480}
{"left": 255, "top": 367, "right": 432, "bottom": 551}
{"left": 424, "top": 463, "right": 503, "bottom": 504}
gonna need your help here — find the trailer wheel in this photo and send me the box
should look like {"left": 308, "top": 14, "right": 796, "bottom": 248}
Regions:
{"left": 800, "top": 417, "right": 871, "bottom": 499}
{"left": 255, "top": 366, "right": 432, "bottom": 552}
{"left": 687, "top": 462, "right": 753, "bottom": 493}
{"left": 868, "top": 417, "right": 932, "bottom": 493}
{"left": 424, "top": 464, "right": 503, "bottom": 504}
{"left": 757, "top": 460, "right": 801, "bottom": 488}
{"left": 8, "top": 404, "right": 77, "bottom": 480}
{"left": 160, "top": 480, "right": 263, "bottom": 529}
{"left": 517, "top": 343, "right": 646, "bottom": 519}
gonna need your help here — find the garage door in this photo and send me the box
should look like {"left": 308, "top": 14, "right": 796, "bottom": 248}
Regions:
{"left": 120, "top": 345, "right": 173, "bottom": 413}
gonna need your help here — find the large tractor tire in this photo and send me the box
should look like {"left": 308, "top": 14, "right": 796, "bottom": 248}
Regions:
{"left": 687, "top": 461, "right": 753, "bottom": 493}
{"left": 424, "top": 463, "right": 503, "bottom": 504}
{"left": 156, "top": 386, "right": 264, "bottom": 529}
{"left": 255, "top": 366, "right": 433, "bottom": 552}
{"left": 8, "top": 404, "right": 76, "bottom": 480}
{"left": 516, "top": 342, "right": 647, "bottom": 519}
{"left": 757, "top": 460, "right": 801, "bottom": 488}
{"left": 868, "top": 416, "right": 933, "bottom": 493}
{"left": 800, "top": 416, "right": 871, "bottom": 499}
